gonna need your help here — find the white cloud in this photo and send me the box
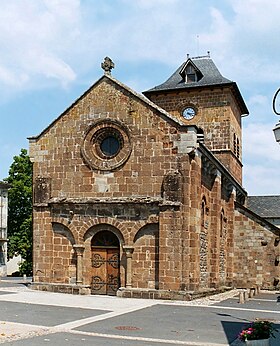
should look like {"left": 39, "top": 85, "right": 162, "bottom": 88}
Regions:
{"left": 243, "top": 163, "right": 280, "bottom": 195}
{"left": 242, "top": 122, "right": 280, "bottom": 195}
{"left": 243, "top": 123, "right": 280, "bottom": 161}
{"left": 25, "top": 49, "right": 76, "bottom": 86}
{"left": 123, "top": 0, "right": 179, "bottom": 9}
{"left": 200, "top": 7, "right": 233, "bottom": 55}
{"left": 231, "top": 0, "right": 280, "bottom": 32}
{"left": 0, "top": 65, "right": 29, "bottom": 87}
{"left": 0, "top": 0, "right": 279, "bottom": 195}
{"left": 0, "top": 0, "right": 80, "bottom": 91}
{"left": 248, "top": 95, "right": 268, "bottom": 108}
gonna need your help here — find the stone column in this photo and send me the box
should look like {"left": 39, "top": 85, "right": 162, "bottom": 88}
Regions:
{"left": 73, "top": 245, "right": 85, "bottom": 285}
{"left": 123, "top": 246, "right": 134, "bottom": 288}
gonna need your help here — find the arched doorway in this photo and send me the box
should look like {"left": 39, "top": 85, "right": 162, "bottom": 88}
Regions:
{"left": 91, "top": 230, "right": 120, "bottom": 295}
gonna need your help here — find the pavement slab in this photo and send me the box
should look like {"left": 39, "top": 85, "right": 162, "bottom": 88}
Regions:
{"left": 0, "top": 300, "right": 109, "bottom": 326}
{"left": 0, "top": 291, "right": 16, "bottom": 296}
{"left": 213, "top": 293, "right": 280, "bottom": 314}
{"left": 0, "top": 331, "right": 222, "bottom": 346}
{"left": 74, "top": 304, "right": 280, "bottom": 345}
{"left": 0, "top": 281, "right": 280, "bottom": 346}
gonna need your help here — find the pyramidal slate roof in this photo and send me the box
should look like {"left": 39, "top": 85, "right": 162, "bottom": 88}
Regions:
{"left": 143, "top": 55, "right": 249, "bottom": 114}
{"left": 247, "top": 196, "right": 280, "bottom": 218}
{"left": 145, "top": 56, "right": 232, "bottom": 92}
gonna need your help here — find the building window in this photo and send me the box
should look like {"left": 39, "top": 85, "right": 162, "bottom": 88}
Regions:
{"left": 180, "top": 62, "right": 202, "bottom": 84}
{"left": 100, "top": 136, "right": 120, "bottom": 157}
{"left": 237, "top": 138, "right": 240, "bottom": 158}
{"left": 220, "top": 210, "right": 224, "bottom": 238}
{"left": 201, "top": 200, "right": 205, "bottom": 227}
{"left": 81, "top": 119, "right": 132, "bottom": 171}
{"left": 233, "top": 134, "right": 240, "bottom": 158}
{"left": 201, "top": 197, "right": 209, "bottom": 228}
{"left": 186, "top": 65, "right": 196, "bottom": 82}
{"left": 94, "top": 127, "right": 124, "bottom": 159}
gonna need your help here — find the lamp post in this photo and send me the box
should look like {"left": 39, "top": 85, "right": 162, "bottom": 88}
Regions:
{"left": 272, "top": 88, "right": 280, "bottom": 143}
{"left": 273, "top": 121, "right": 280, "bottom": 143}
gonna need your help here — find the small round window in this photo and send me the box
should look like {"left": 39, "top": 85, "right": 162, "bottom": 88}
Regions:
{"left": 81, "top": 119, "right": 132, "bottom": 171}
{"left": 100, "top": 136, "right": 120, "bottom": 157}
{"left": 94, "top": 127, "right": 124, "bottom": 159}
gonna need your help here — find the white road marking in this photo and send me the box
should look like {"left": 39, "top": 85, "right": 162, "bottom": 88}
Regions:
{"left": 68, "top": 329, "right": 231, "bottom": 346}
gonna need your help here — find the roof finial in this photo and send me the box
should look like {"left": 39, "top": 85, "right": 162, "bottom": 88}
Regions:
{"left": 101, "top": 56, "right": 115, "bottom": 75}
{"left": 187, "top": 53, "right": 190, "bottom": 60}
{"left": 207, "top": 51, "right": 210, "bottom": 57}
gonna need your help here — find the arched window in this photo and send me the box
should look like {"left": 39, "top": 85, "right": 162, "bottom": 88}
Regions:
{"left": 233, "top": 133, "right": 240, "bottom": 158}
{"left": 237, "top": 138, "right": 240, "bottom": 158}
{"left": 201, "top": 197, "right": 208, "bottom": 228}
{"left": 220, "top": 210, "right": 224, "bottom": 238}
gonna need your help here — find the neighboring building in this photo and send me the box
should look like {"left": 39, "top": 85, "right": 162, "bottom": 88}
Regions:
{"left": 28, "top": 55, "right": 280, "bottom": 298}
{"left": 247, "top": 196, "right": 280, "bottom": 228}
{"left": 0, "top": 182, "right": 9, "bottom": 276}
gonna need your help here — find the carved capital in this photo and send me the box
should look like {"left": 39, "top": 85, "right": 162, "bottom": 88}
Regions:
{"left": 73, "top": 244, "right": 85, "bottom": 256}
{"left": 123, "top": 246, "right": 134, "bottom": 258}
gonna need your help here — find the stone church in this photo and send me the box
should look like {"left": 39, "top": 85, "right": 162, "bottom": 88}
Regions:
{"left": 29, "top": 55, "right": 280, "bottom": 299}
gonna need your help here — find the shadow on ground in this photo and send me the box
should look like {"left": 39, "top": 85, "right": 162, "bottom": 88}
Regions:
{"left": 221, "top": 320, "right": 280, "bottom": 344}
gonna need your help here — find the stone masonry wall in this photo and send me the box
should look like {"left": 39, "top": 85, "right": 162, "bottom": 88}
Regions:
{"left": 30, "top": 77, "right": 190, "bottom": 290}
{"left": 147, "top": 87, "right": 243, "bottom": 183}
{"left": 233, "top": 206, "right": 280, "bottom": 289}
{"left": 30, "top": 75, "right": 247, "bottom": 297}
{"left": 30, "top": 79, "right": 186, "bottom": 200}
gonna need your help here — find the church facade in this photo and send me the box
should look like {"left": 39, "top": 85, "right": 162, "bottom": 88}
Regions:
{"left": 29, "top": 55, "right": 280, "bottom": 299}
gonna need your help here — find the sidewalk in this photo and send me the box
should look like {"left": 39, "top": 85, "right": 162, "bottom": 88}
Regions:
{"left": 0, "top": 279, "right": 279, "bottom": 345}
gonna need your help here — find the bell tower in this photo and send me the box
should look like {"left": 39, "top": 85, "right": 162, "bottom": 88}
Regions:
{"left": 143, "top": 54, "right": 249, "bottom": 184}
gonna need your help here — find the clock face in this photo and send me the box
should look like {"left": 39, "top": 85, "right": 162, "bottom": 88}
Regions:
{"left": 182, "top": 107, "right": 196, "bottom": 120}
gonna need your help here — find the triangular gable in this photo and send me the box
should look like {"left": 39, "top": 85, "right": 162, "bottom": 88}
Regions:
{"left": 28, "top": 74, "right": 189, "bottom": 141}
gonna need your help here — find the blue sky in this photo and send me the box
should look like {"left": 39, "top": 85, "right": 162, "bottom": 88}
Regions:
{"left": 1, "top": 0, "right": 280, "bottom": 195}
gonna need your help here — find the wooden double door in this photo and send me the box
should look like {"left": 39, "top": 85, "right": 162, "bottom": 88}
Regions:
{"left": 91, "top": 247, "right": 120, "bottom": 295}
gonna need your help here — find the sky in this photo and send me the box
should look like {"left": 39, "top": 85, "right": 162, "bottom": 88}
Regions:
{"left": 0, "top": 0, "right": 280, "bottom": 196}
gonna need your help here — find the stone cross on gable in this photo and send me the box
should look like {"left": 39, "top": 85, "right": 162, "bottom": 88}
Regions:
{"left": 101, "top": 57, "right": 115, "bottom": 75}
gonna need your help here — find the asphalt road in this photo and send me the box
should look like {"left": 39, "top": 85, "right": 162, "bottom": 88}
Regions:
{"left": 0, "top": 278, "right": 280, "bottom": 346}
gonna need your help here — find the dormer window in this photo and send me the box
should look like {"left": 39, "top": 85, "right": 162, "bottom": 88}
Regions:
{"left": 180, "top": 61, "right": 203, "bottom": 84}
{"left": 186, "top": 65, "right": 197, "bottom": 82}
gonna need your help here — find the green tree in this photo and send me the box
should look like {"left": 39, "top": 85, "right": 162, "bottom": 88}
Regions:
{"left": 5, "top": 149, "right": 32, "bottom": 276}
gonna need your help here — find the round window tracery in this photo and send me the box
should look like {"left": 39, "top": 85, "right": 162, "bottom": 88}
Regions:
{"left": 81, "top": 119, "right": 132, "bottom": 171}
{"left": 93, "top": 127, "right": 124, "bottom": 159}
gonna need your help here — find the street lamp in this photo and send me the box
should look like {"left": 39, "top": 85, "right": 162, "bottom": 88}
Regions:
{"left": 273, "top": 121, "right": 280, "bottom": 143}
{"left": 272, "top": 88, "right": 280, "bottom": 143}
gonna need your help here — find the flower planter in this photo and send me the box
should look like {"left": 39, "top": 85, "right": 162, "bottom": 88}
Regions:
{"left": 245, "top": 339, "right": 270, "bottom": 346}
